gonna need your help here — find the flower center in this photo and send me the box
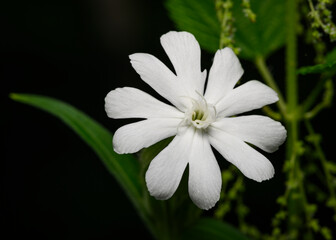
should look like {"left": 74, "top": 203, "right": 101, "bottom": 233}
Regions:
{"left": 185, "top": 96, "right": 216, "bottom": 129}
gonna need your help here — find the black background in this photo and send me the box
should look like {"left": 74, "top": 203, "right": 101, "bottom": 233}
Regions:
{"left": 2, "top": 0, "right": 335, "bottom": 239}
{"left": 3, "top": 0, "right": 169, "bottom": 239}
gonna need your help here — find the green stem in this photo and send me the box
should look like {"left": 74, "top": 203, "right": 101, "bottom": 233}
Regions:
{"left": 216, "top": 0, "right": 233, "bottom": 49}
{"left": 219, "top": 9, "right": 229, "bottom": 49}
{"left": 255, "top": 56, "right": 287, "bottom": 116}
{"left": 286, "top": 0, "right": 298, "bottom": 116}
{"left": 304, "top": 120, "right": 336, "bottom": 200}
{"left": 307, "top": 0, "right": 327, "bottom": 29}
{"left": 296, "top": 160, "right": 314, "bottom": 239}
{"left": 262, "top": 106, "right": 282, "bottom": 121}
{"left": 304, "top": 101, "right": 327, "bottom": 119}
{"left": 301, "top": 76, "right": 329, "bottom": 113}
{"left": 285, "top": 0, "right": 300, "bottom": 238}
{"left": 285, "top": 0, "right": 299, "bottom": 158}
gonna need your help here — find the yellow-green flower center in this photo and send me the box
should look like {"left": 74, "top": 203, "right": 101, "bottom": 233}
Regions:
{"left": 192, "top": 110, "right": 205, "bottom": 122}
{"left": 185, "top": 96, "right": 216, "bottom": 129}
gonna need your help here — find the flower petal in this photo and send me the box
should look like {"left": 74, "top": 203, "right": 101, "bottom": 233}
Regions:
{"left": 105, "top": 87, "right": 184, "bottom": 119}
{"left": 113, "top": 118, "right": 181, "bottom": 154}
{"left": 215, "top": 80, "right": 279, "bottom": 117}
{"left": 160, "top": 31, "right": 205, "bottom": 96}
{"left": 129, "top": 53, "right": 188, "bottom": 110}
{"left": 212, "top": 116, "right": 287, "bottom": 153}
{"left": 145, "top": 126, "right": 194, "bottom": 200}
{"left": 188, "top": 130, "right": 222, "bottom": 210}
{"left": 204, "top": 48, "right": 244, "bottom": 104}
{"left": 208, "top": 127, "right": 275, "bottom": 182}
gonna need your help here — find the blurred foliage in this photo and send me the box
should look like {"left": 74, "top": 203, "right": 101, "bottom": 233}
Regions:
{"left": 232, "top": 0, "right": 286, "bottom": 60}
{"left": 307, "top": 0, "right": 336, "bottom": 42}
{"left": 9, "top": 93, "right": 167, "bottom": 238}
{"left": 215, "top": 0, "right": 239, "bottom": 52}
{"left": 166, "top": 0, "right": 286, "bottom": 60}
{"left": 165, "top": 0, "right": 220, "bottom": 53}
{"left": 297, "top": 47, "right": 336, "bottom": 75}
{"left": 297, "top": 60, "right": 336, "bottom": 75}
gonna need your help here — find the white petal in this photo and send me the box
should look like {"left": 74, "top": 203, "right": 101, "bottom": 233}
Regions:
{"left": 145, "top": 127, "right": 194, "bottom": 200}
{"left": 188, "top": 130, "right": 222, "bottom": 210}
{"left": 129, "top": 53, "right": 188, "bottom": 110}
{"left": 208, "top": 127, "right": 275, "bottom": 182}
{"left": 113, "top": 118, "right": 181, "bottom": 154}
{"left": 105, "top": 87, "right": 183, "bottom": 119}
{"left": 160, "top": 31, "right": 205, "bottom": 96}
{"left": 215, "top": 80, "right": 279, "bottom": 117}
{"left": 212, "top": 116, "right": 287, "bottom": 153}
{"left": 204, "top": 48, "right": 244, "bottom": 104}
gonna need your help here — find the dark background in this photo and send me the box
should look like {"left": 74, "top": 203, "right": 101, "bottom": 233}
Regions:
{"left": 2, "top": 0, "right": 335, "bottom": 239}
{"left": 2, "top": 0, "right": 170, "bottom": 239}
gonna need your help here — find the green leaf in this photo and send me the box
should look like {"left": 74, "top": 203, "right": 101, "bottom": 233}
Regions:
{"left": 297, "top": 60, "right": 336, "bottom": 75}
{"left": 326, "top": 47, "right": 336, "bottom": 62}
{"left": 165, "top": 0, "right": 220, "bottom": 53}
{"left": 182, "top": 218, "right": 250, "bottom": 240}
{"left": 297, "top": 47, "right": 336, "bottom": 75}
{"left": 9, "top": 93, "right": 153, "bottom": 232}
{"left": 232, "top": 0, "right": 286, "bottom": 60}
{"left": 165, "top": 0, "right": 285, "bottom": 60}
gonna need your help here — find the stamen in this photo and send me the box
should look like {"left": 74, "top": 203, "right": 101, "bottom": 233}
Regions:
{"left": 179, "top": 92, "right": 216, "bottom": 130}
{"left": 195, "top": 90, "right": 209, "bottom": 108}
{"left": 192, "top": 111, "right": 196, "bottom": 121}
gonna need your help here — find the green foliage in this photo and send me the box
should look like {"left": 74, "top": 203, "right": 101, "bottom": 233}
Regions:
{"left": 232, "top": 0, "right": 286, "bottom": 60}
{"left": 165, "top": 1, "right": 334, "bottom": 238}
{"left": 307, "top": 0, "right": 336, "bottom": 42}
{"left": 326, "top": 47, "right": 336, "bottom": 62}
{"left": 165, "top": 0, "right": 286, "bottom": 59}
{"left": 9, "top": 93, "right": 156, "bottom": 235}
{"left": 165, "top": 0, "right": 220, "bottom": 53}
{"left": 10, "top": 94, "right": 142, "bottom": 201}
{"left": 241, "top": 0, "right": 256, "bottom": 22}
{"left": 298, "top": 47, "right": 336, "bottom": 75}
{"left": 297, "top": 60, "right": 336, "bottom": 75}
{"left": 216, "top": 0, "right": 239, "bottom": 52}
{"left": 214, "top": 166, "right": 243, "bottom": 219}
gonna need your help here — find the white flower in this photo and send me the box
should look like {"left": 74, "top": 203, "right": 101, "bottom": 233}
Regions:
{"left": 105, "top": 31, "right": 287, "bottom": 210}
